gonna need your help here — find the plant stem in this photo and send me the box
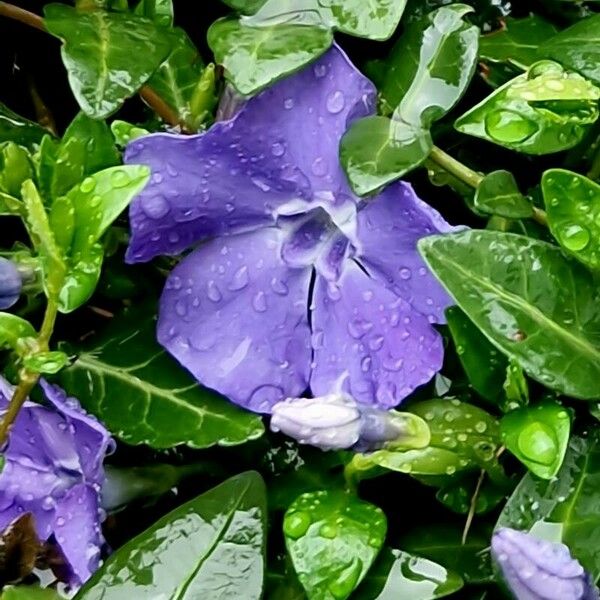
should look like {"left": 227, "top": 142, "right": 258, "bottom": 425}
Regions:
{"left": 0, "top": 2, "right": 183, "bottom": 129}
{"left": 462, "top": 469, "right": 485, "bottom": 545}
{"left": 429, "top": 145, "right": 484, "bottom": 189}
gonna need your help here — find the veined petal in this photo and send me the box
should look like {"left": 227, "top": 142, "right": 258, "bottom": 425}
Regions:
{"left": 158, "top": 227, "right": 313, "bottom": 413}
{"left": 355, "top": 181, "right": 457, "bottom": 323}
{"left": 310, "top": 259, "right": 443, "bottom": 408}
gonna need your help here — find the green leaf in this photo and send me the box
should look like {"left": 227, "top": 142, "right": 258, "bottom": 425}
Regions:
{"left": 23, "top": 350, "right": 70, "bottom": 375}
{"left": 542, "top": 169, "right": 600, "bottom": 269}
{"left": 455, "top": 71, "right": 594, "bottom": 154}
{"left": 354, "top": 548, "right": 463, "bottom": 600}
{"left": 134, "top": 0, "right": 173, "bottom": 27}
{"left": 0, "top": 143, "right": 34, "bottom": 199}
{"left": 59, "top": 309, "right": 264, "bottom": 448}
{"left": 378, "top": 5, "right": 479, "bottom": 125}
{"left": 0, "top": 313, "right": 36, "bottom": 353}
{"left": 539, "top": 13, "right": 600, "bottom": 85}
{"left": 503, "top": 360, "right": 529, "bottom": 408}
{"left": 3, "top": 586, "right": 64, "bottom": 600}
{"left": 0, "top": 102, "right": 48, "bottom": 148}
{"left": 479, "top": 16, "right": 558, "bottom": 69}
{"left": 419, "top": 230, "right": 600, "bottom": 399}
{"left": 436, "top": 472, "right": 507, "bottom": 516}
{"left": 474, "top": 170, "right": 533, "bottom": 219}
{"left": 50, "top": 112, "right": 120, "bottom": 200}
{"left": 221, "top": 0, "right": 267, "bottom": 14}
{"left": 340, "top": 116, "right": 432, "bottom": 196}
{"left": 501, "top": 402, "right": 571, "bottom": 479}
{"left": 207, "top": 18, "right": 333, "bottom": 95}
{"left": 77, "top": 472, "right": 266, "bottom": 599}
{"left": 284, "top": 490, "right": 386, "bottom": 600}
{"left": 446, "top": 306, "right": 509, "bottom": 403}
{"left": 58, "top": 243, "right": 103, "bottom": 313}
{"left": 497, "top": 435, "right": 600, "bottom": 579}
{"left": 110, "top": 120, "right": 149, "bottom": 147}
{"left": 351, "top": 399, "right": 501, "bottom": 478}
{"left": 44, "top": 4, "right": 174, "bottom": 118}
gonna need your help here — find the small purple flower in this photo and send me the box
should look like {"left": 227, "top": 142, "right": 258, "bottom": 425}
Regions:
{"left": 0, "top": 376, "right": 114, "bottom": 587}
{"left": 0, "top": 257, "right": 22, "bottom": 309}
{"left": 125, "top": 45, "right": 456, "bottom": 413}
{"left": 492, "top": 528, "right": 600, "bottom": 600}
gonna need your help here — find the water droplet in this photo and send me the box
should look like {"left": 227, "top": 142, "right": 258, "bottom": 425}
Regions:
{"left": 475, "top": 421, "right": 487, "bottom": 433}
{"left": 271, "top": 142, "right": 285, "bottom": 157}
{"left": 80, "top": 177, "right": 96, "bottom": 194}
{"left": 328, "top": 558, "right": 363, "bottom": 600}
{"left": 252, "top": 291, "right": 267, "bottom": 312}
{"left": 141, "top": 195, "right": 170, "bottom": 219}
{"left": 484, "top": 109, "right": 538, "bottom": 143}
{"left": 347, "top": 319, "right": 373, "bottom": 339}
{"left": 517, "top": 421, "right": 557, "bottom": 465}
{"left": 369, "top": 336, "right": 384, "bottom": 351}
{"left": 228, "top": 265, "right": 249, "bottom": 291}
{"left": 559, "top": 223, "right": 590, "bottom": 251}
{"left": 284, "top": 511, "right": 311, "bottom": 539}
{"left": 270, "top": 277, "right": 289, "bottom": 296}
{"left": 311, "top": 157, "right": 327, "bottom": 177}
{"left": 326, "top": 90, "right": 345, "bottom": 114}
{"left": 284, "top": 98, "right": 295, "bottom": 110}
{"left": 56, "top": 516, "right": 66, "bottom": 527}
{"left": 111, "top": 169, "right": 130, "bottom": 188}
{"left": 399, "top": 267, "right": 411, "bottom": 280}
{"left": 42, "top": 496, "right": 55, "bottom": 511}
{"left": 314, "top": 63, "right": 328, "bottom": 78}
{"left": 207, "top": 280, "right": 222, "bottom": 303}
{"left": 319, "top": 523, "right": 337, "bottom": 539}
{"left": 361, "top": 356, "right": 372, "bottom": 372}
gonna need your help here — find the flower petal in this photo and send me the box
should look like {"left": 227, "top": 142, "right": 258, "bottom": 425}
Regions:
{"left": 310, "top": 259, "right": 444, "bottom": 408}
{"left": 125, "top": 44, "right": 375, "bottom": 263}
{"left": 355, "top": 182, "right": 457, "bottom": 323}
{"left": 52, "top": 483, "right": 104, "bottom": 587}
{"left": 158, "top": 227, "right": 312, "bottom": 412}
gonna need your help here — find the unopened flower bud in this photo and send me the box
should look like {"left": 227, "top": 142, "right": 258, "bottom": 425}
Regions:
{"left": 492, "top": 528, "right": 599, "bottom": 600}
{"left": 0, "top": 257, "right": 22, "bottom": 309}
{"left": 271, "top": 394, "right": 361, "bottom": 450}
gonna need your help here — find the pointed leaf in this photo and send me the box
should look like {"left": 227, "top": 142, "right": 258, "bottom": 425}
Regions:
{"left": 474, "top": 170, "right": 533, "bottom": 219}
{"left": 0, "top": 313, "right": 36, "bottom": 353}
{"left": 134, "top": 0, "right": 173, "bottom": 27}
{"left": 0, "top": 102, "right": 48, "bottom": 148}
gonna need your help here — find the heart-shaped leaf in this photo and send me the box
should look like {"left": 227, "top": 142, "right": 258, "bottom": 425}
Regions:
{"left": 44, "top": 3, "right": 174, "bottom": 118}
{"left": 542, "top": 169, "right": 600, "bottom": 270}
{"left": 500, "top": 402, "right": 571, "bottom": 479}
{"left": 284, "top": 490, "right": 386, "bottom": 600}
{"left": 59, "top": 308, "right": 264, "bottom": 448}
{"left": 419, "top": 230, "right": 600, "bottom": 399}
{"left": 474, "top": 170, "right": 533, "bottom": 219}
{"left": 77, "top": 472, "right": 267, "bottom": 599}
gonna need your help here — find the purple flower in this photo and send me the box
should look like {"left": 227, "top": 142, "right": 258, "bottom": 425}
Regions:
{"left": 125, "top": 45, "right": 456, "bottom": 413}
{"left": 492, "top": 528, "right": 600, "bottom": 600}
{"left": 0, "top": 257, "right": 22, "bottom": 309}
{"left": 0, "top": 376, "right": 114, "bottom": 587}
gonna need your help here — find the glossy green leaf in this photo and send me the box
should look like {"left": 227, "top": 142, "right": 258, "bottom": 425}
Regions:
{"left": 539, "top": 13, "right": 600, "bottom": 85}
{"left": 503, "top": 360, "right": 529, "bottom": 408}
{"left": 0, "top": 102, "right": 48, "bottom": 148}
{"left": 0, "top": 313, "right": 36, "bottom": 353}
{"left": 221, "top": 0, "right": 267, "bottom": 13}
{"left": 501, "top": 402, "right": 571, "bottom": 479}
{"left": 77, "top": 472, "right": 267, "bottom": 599}
{"left": 446, "top": 306, "right": 508, "bottom": 403}
{"left": 474, "top": 170, "right": 533, "bottom": 219}
{"left": 340, "top": 116, "right": 432, "bottom": 196}
{"left": 58, "top": 243, "right": 103, "bottom": 313}
{"left": 354, "top": 548, "right": 463, "bottom": 600}
{"left": 134, "top": 0, "right": 173, "bottom": 27}
{"left": 378, "top": 5, "right": 479, "bottom": 124}
{"left": 351, "top": 399, "right": 501, "bottom": 478}
{"left": 0, "top": 192, "right": 23, "bottom": 216}
{"left": 0, "top": 143, "right": 33, "bottom": 200}
{"left": 479, "top": 16, "right": 558, "bottom": 69}
{"left": 455, "top": 71, "right": 594, "bottom": 154}
{"left": 3, "top": 586, "right": 64, "bottom": 600}
{"left": 419, "top": 230, "right": 600, "bottom": 399}
{"left": 542, "top": 169, "right": 600, "bottom": 269}
{"left": 50, "top": 112, "right": 120, "bottom": 200}
{"left": 23, "top": 350, "right": 70, "bottom": 375}
{"left": 497, "top": 435, "right": 600, "bottom": 579}
{"left": 59, "top": 309, "right": 264, "bottom": 448}
{"left": 436, "top": 472, "right": 506, "bottom": 516}
{"left": 208, "top": 18, "right": 333, "bottom": 95}
{"left": 284, "top": 490, "right": 386, "bottom": 600}
{"left": 44, "top": 4, "right": 174, "bottom": 118}
{"left": 110, "top": 120, "right": 149, "bottom": 147}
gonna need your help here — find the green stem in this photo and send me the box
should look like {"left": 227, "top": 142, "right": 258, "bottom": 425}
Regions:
{"left": 429, "top": 146, "right": 484, "bottom": 189}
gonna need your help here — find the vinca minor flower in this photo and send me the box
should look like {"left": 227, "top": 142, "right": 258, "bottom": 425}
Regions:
{"left": 492, "top": 527, "right": 599, "bottom": 600}
{"left": 0, "top": 257, "right": 21, "bottom": 309}
{"left": 125, "top": 45, "right": 457, "bottom": 413}
{"left": 0, "top": 376, "right": 114, "bottom": 587}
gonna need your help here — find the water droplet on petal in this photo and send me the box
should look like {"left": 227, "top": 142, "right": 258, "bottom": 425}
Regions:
{"left": 284, "top": 98, "right": 295, "bottom": 110}
{"left": 399, "top": 267, "right": 411, "bottom": 280}
{"left": 311, "top": 157, "right": 327, "bottom": 177}
{"left": 271, "top": 142, "right": 286, "bottom": 157}
{"left": 207, "top": 280, "right": 222, "bottom": 303}
{"left": 228, "top": 265, "right": 249, "bottom": 291}
{"left": 252, "top": 291, "right": 267, "bottom": 312}
{"left": 326, "top": 90, "right": 345, "bottom": 114}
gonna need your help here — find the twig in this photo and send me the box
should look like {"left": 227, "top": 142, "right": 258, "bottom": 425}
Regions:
{"left": 462, "top": 469, "right": 486, "bottom": 545}
{"left": 0, "top": 2, "right": 46, "bottom": 31}
{"left": 429, "top": 145, "right": 484, "bottom": 189}
{"left": 28, "top": 75, "right": 57, "bottom": 136}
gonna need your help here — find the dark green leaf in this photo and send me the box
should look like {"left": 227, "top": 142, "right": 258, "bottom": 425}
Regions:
{"left": 503, "top": 360, "right": 529, "bottom": 408}
{"left": 134, "top": 0, "right": 173, "bottom": 27}
{"left": 500, "top": 402, "right": 571, "bottom": 479}
{"left": 77, "top": 472, "right": 266, "bottom": 599}
{"left": 207, "top": 18, "right": 333, "bottom": 95}
{"left": 446, "top": 306, "right": 509, "bottom": 403}
{"left": 436, "top": 472, "right": 507, "bottom": 515}
{"left": 44, "top": 4, "right": 174, "bottom": 118}
{"left": 378, "top": 5, "right": 479, "bottom": 124}
{"left": 340, "top": 116, "right": 432, "bottom": 196}
{"left": 284, "top": 490, "right": 386, "bottom": 600}
{"left": 479, "top": 16, "right": 558, "bottom": 69}
{"left": 59, "top": 310, "right": 264, "bottom": 448}
{"left": 497, "top": 435, "right": 600, "bottom": 579}
{"left": 542, "top": 169, "right": 600, "bottom": 269}
{"left": 474, "top": 170, "right": 533, "bottom": 219}
{"left": 0, "top": 313, "right": 36, "bottom": 353}
{"left": 419, "top": 230, "right": 600, "bottom": 399}
{"left": 0, "top": 102, "right": 48, "bottom": 148}
{"left": 539, "top": 13, "right": 600, "bottom": 85}
{"left": 354, "top": 548, "right": 463, "bottom": 600}
{"left": 0, "top": 143, "right": 34, "bottom": 199}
